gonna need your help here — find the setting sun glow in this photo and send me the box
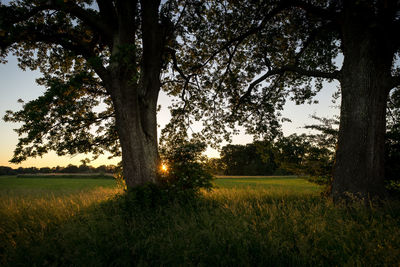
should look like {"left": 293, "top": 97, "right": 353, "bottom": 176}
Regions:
{"left": 161, "top": 164, "right": 168, "bottom": 172}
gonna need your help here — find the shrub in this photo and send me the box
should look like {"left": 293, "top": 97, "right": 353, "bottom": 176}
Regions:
{"left": 114, "top": 141, "right": 214, "bottom": 208}
{"left": 158, "top": 140, "right": 214, "bottom": 197}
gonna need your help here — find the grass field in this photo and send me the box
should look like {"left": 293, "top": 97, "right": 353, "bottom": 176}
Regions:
{"left": 214, "top": 176, "right": 319, "bottom": 193}
{"left": 1, "top": 176, "right": 399, "bottom": 266}
{"left": 0, "top": 176, "right": 116, "bottom": 194}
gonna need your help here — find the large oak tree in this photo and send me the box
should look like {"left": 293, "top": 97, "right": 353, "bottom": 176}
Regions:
{"left": 166, "top": 0, "right": 400, "bottom": 200}
{"left": 0, "top": 0, "right": 177, "bottom": 187}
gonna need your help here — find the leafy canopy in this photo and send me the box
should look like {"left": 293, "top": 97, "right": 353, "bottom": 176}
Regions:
{"left": 162, "top": 0, "right": 342, "bottom": 144}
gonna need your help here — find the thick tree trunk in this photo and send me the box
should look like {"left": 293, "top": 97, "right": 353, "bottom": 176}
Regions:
{"left": 110, "top": 80, "right": 160, "bottom": 188}
{"left": 333, "top": 61, "right": 389, "bottom": 200}
{"left": 332, "top": 6, "right": 393, "bottom": 201}
{"left": 105, "top": 0, "right": 164, "bottom": 188}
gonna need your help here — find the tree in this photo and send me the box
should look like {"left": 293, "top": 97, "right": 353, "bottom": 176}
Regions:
{"left": 167, "top": 0, "right": 400, "bottom": 200}
{"left": 216, "top": 135, "right": 334, "bottom": 178}
{"left": 0, "top": 166, "right": 16, "bottom": 175}
{"left": 0, "top": 0, "right": 179, "bottom": 188}
{"left": 302, "top": 115, "right": 338, "bottom": 184}
{"left": 39, "top": 167, "right": 52, "bottom": 173}
{"left": 205, "top": 158, "right": 225, "bottom": 175}
{"left": 272, "top": 134, "right": 309, "bottom": 175}
{"left": 219, "top": 142, "right": 277, "bottom": 175}
{"left": 64, "top": 164, "right": 79, "bottom": 173}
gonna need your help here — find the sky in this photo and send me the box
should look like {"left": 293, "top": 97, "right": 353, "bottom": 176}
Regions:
{"left": 0, "top": 55, "right": 339, "bottom": 168}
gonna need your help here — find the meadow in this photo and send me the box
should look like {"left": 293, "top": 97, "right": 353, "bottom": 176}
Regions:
{"left": 1, "top": 176, "right": 399, "bottom": 266}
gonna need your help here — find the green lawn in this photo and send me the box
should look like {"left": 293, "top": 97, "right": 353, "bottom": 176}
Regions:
{"left": 0, "top": 176, "right": 117, "bottom": 198}
{"left": 0, "top": 176, "right": 116, "bottom": 190}
{"left": 0, "top": 175, "right": 318, "bottom": 196}
{"left": 214, "top": 176, "right": 320, "bottom": 193}
{"left": 1, "top": 175, "right": 399, "bottom": 266}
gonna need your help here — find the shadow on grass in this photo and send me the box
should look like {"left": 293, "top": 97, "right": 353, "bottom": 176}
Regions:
{"left": 2, "top": 188, "right": 400, "bottom": 266}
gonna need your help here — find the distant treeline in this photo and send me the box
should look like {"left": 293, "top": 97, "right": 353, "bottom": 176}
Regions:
{"left": 0, "top": 164, "right": 117, "bottom": 176}
{"left": 207, "top": 134, "right": 334, "bottom": 180}
{"left": 208, "top": 128, "right": 400, "bottom": 184}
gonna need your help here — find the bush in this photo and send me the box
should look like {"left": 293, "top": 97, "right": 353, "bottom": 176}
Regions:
{"left": 113, "top": 141, "right": 214, "bottom": 209}
{"left": 158, "top": 140, "right": 214, "bottom": 197}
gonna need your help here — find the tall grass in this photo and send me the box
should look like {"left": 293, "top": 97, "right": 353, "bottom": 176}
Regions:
{"left": 0, "top": 186, "right": 121, "bottom": 264}
{"left": 1, "top": 178, "right": 399, "bottom": 266}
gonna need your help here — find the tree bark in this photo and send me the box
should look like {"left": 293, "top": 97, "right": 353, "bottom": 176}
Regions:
{"left": 110, "top": 80, "right": 160, "bottom": 187}
{"left": 106, "top": 0, "right": 163, "bottom": 188}
{"left": 332, "top": 4, "right": 393, "bottom": 201}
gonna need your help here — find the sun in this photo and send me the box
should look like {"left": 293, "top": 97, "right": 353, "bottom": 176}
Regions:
{"left": 161, "top": 164, "right": 168, "bottom": 172}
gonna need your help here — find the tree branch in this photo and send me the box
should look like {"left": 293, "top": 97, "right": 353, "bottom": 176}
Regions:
{"left": 294, "top": 21, "right": 338, "bottom": 65}
{"left": 167, "top": 47, "right": 189, "bottom": 82}
{"left": 199, "top": 2, "right": 290, "bottom": 69}
{"left": 0, "top": 4, "right": 47, "bottom": 24}
{"left": 4, "top": 22, "right": 110, "bottom": 82}
{"left": 196, "top": 0, "right": 339, "bottom": 73}
{"left": 51, "top": 1, "right": 113, "bottom": 39}
{"left": 1, "top": 2, "right": 112, "bottom": 40}
{"left": 167, "top": 47, "right": 193, "bottom": 101}
{"left": 173, "top": 0, "right": 188, "bottom": 29}
{"left": 283, "top": 65, "right": 340, "bottom": 80}
{"left": 236, "top": 65, "right": 339, "bottom": 108}
{"left": 235, "top": 19, "right": 340, "bottom": 107}
{"left": 214, "top": 44, "right": 239, "bottom": 93}
{"left": 288, "top": 0, "right": 339, "bottom": 20}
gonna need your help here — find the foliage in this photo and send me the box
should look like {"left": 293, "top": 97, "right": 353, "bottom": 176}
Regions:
{"left": 273, "top": 134, "right": 310, "bottom": 174}
{"left": 1, "top": 177, "right": 400, "bottom": 266}
{"left": 0, "top": 0, "right": 119, "bottom": 163}
{"left": 213, "top": 123, "right": 336, "bottom": 181}
{"left": 110, "top": 140, "right": 215, "bottom": 207}
{"left": 162, "top": 0, "right": 341, "bottom": 142}
{"left": 204, "top": 158, "right": 225, "bottom": 175}
{"left": 163, "top": 0, "right": 400, "bottom": 141}
{"left": 112, "top": 165, "right": 127, "bottom": 191}
{"left": 3, "top": 71, "right": 118, "bottom": 163}
{"left": 219, "top": 142, "right": 277, "bottom": 175}
{"left": 270, "top": 133, "right": 334, "bottom": 182}
{"left": 159, "top": 140, "right": 214, "bottom": 197}
{"left": 301, "top": 115, "right": 338, "bottom": 184}
{"left": 0, "top": 166, "right": 16, "bottom": 176}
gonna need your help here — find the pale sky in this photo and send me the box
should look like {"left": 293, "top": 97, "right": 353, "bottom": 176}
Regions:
{"left": 0, "top": 55, "right": 339, "bottom": 168}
